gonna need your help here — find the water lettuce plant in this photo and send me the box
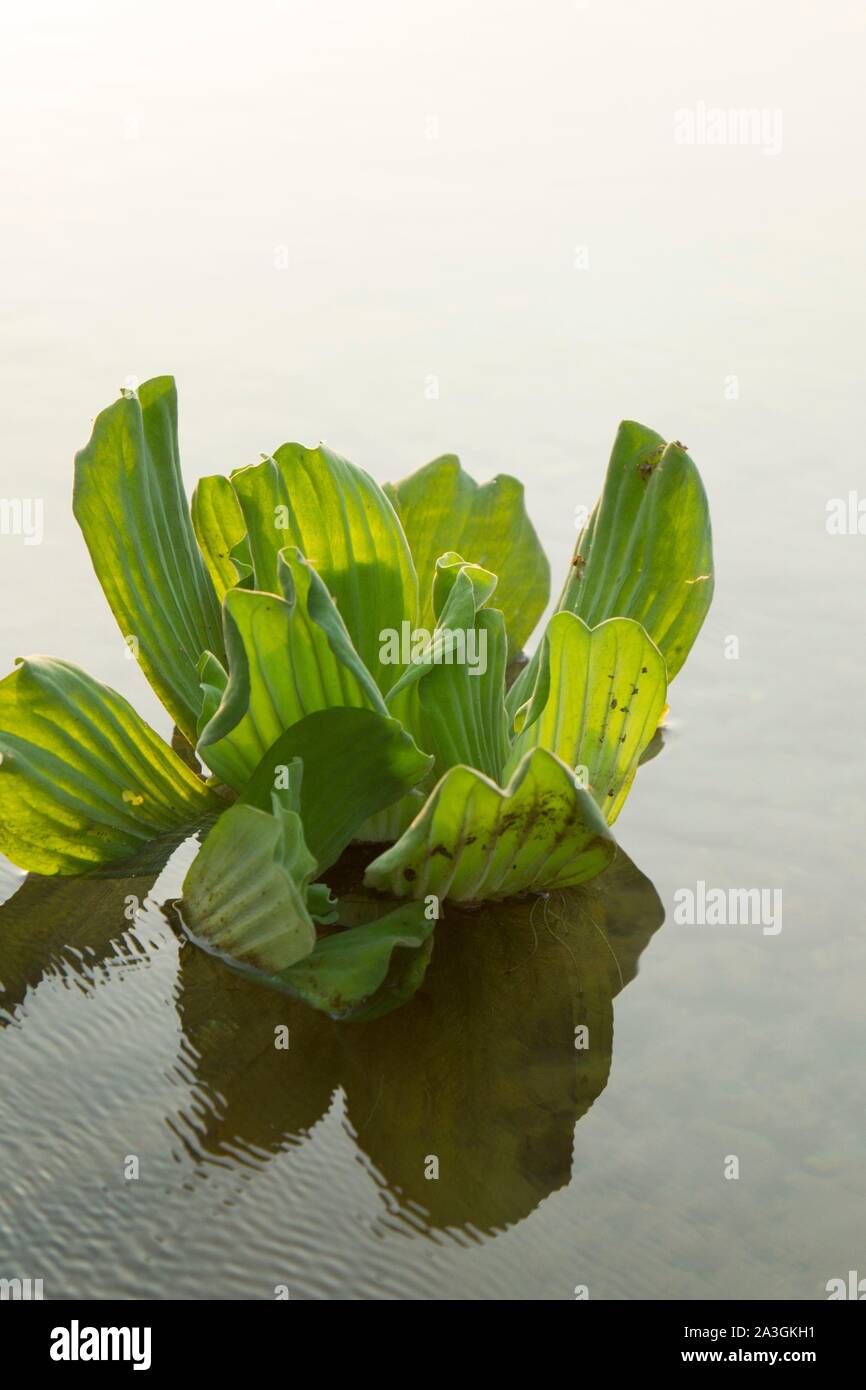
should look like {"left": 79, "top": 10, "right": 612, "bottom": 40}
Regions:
{"left": 0, "top": 377, "right": 713, "bottom": 1019}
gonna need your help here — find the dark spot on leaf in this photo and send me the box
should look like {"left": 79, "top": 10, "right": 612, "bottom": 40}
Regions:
{"left": 404, "top": 867, "right": 416, "bottom": 881}
{"left": 610, "top": 698, "right": 617, "bottom": 709}
{"left": 431, "top": 843, "right": 452, "bottom": 858}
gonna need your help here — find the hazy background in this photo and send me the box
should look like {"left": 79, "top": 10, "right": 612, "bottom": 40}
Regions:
{"left": 1, "top": 0, "right": 865, "bottom": 1299}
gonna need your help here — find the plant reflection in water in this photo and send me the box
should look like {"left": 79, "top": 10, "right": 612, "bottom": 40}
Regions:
{"left": 0, "top": 838, "right": 662, "bottom": 1237}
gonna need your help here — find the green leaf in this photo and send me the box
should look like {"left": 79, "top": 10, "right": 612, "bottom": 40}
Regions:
{"left": 228, "top": 536, "right": 255, "bottom": 587}
{"left": 306, "top": 882, "right": 339, "bottom": 923}
{"left": 364, "top": 746, "right": 615, "bottom": 902}
{"left": 73, "top": 376, "right": 225, "bottom": 744}
{"left": 191, "top": 473, "right": 247, "bottom": 601}
{"left": 239, "top": 707, "right": 432, "bottom": 872}
{"left": 179, "top": 800, "right": 435, "bottom": 1020}
{"left": 382, "top": 559, "right": 505, "bottom": 776}
{"left": 181, "top": 800, "right": 318, "bottom": 973}
{"left": 0, "top": 658, "right": 220, "bottom": 874}
{"left": 274, "top": 904, "right": 435, "bottom": 1021}
{"left": 230, "top": 444, "right": 418, "bottom": 689}
{"left": 559, "top": 422, "right": 713, "bottom": 680}
{"left": 431, "top": 551, "right": 498, "bottom": 618}
{"left": 385, "top": 456, "right": 550, "bottom": 655}
{"left": 354, "top": 789, "right": 426, "bottom": 843}
{"left": 418, "top": 608, "right": 511, "bottom": 780}
{"left": 197, "top": 649, "right": 230, "bottom": 733}
{"left": 196, "top": 548, "right": 386, "bottom": 790}
{"left": 505, "top": 613, "right": 667, "bottom": 824}
{"left": 384, "top": 561, "right": 492, "bottom": 704}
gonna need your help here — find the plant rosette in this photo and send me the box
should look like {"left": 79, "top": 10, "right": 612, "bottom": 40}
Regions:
{"left": 0, "top": 378, "right": 713, "bottom": 1019}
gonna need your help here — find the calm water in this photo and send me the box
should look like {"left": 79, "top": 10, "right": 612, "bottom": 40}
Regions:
{"left": 1, "top": 0, "right": 865, "bottom": 1299}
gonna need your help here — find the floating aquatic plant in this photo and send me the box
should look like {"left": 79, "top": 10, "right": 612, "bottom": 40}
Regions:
{"left": 0, "top": 377, "right": 713, "bottom": 1018}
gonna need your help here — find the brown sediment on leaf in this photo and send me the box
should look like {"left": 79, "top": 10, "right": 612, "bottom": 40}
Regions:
{"left": 636, "top": 443, "right": 664, "bottom": 480}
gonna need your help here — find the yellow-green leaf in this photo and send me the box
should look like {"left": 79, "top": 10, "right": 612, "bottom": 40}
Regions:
{"left": 0, "top": 658, "right": 219, "bottom": 874}
{"left": 386, "top": 456, "right": 550, "bottom": 655}
{"left": 196, "top": 548, "right": 386, "bottom": 790}
{"left": 73, "top": 377, "right": 225, "bottom": 744}
{"left": 181, "top": 801, "right": 318, "bottom": 973}
{"left": 561, "top": 422, "right": 713, "bottom": 680}
{"left": 364, "top": 747, "right": 615, "bottom": 902}
{"left": 191, "top": 473, "right": 247, "bottom": 601}
{"left": 230, "top": 444, "right": 418, "bottom": 689}
{"left": 506, "top": 613, "right": 667, "bottom": 824}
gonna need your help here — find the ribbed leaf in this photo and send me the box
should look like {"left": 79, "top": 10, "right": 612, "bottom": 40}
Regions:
{"left": 384, "top": 561, "right": 491, "bottom": 704}
{"left": 385, "top": 456, "right": 550, "bottom": 654}
{"left": 559, "top": 422, "right": 713, "bottom": 680}
{"left": 431, "top": 551, "right": 498, "bottom": 618}
{"left": 364, "top": 747, "right": 615, "bottom": 902}
{"left": 180, "top": 802, "right": 435, "bottom": 1019}
{"left": 191, "top": 474, "right": 247, "bottom": 601}
{"left": 418, "top": 608, "right": 510, "bottom": 780}
{"left": 73, "top": 377, "right": 225, "bottom": 743}
{"left": 506, "top": 613, "right": 666, "bottom": 824}
{"left": 0, "top": 658, "right": 219, "bottom": 874}
{"left": 239, "top": 707, "right": 432, "bottom": 872}
{"left": 196, "top": 548, "right": 386, "bottom": 790}
{"left": 274, "top": 904, "right": 435, "bottom": 1021}
{"left": 181, "top": 800, "right": 318, "bottom": 973}
{"left": 383, "top": 558, "right": 503, "bottom": 777}
{"left": 230, "top": 444, "right": 417, "bottom": 689}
